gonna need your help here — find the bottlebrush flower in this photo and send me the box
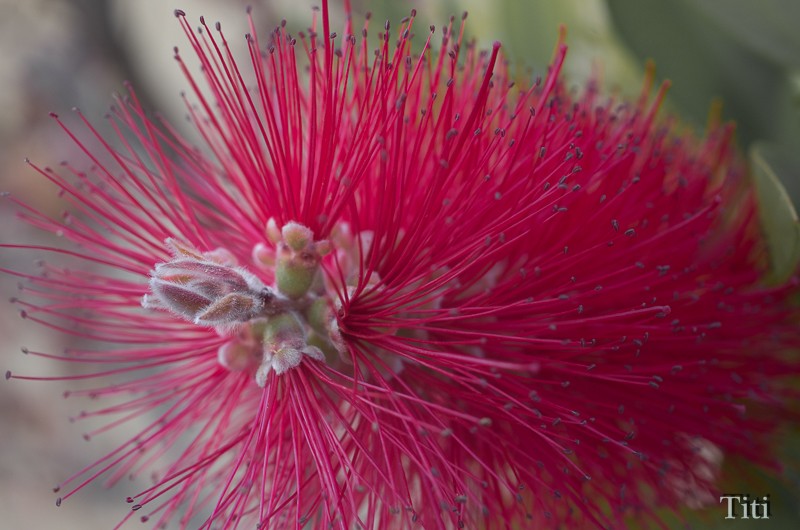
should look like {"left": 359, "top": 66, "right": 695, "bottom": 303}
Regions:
{"left": 3, "top": 1, "right": 799, "bottom": 529}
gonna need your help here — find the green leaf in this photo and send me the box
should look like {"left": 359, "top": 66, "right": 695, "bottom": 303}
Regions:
{"left": 606, "top": 0, "right": 789, "bottom": 146}
{"left": 690, "top": 0, "right": 800, "bottom": 69}
{"left": 750, "top": 143, "right": 800, "bottom": 284}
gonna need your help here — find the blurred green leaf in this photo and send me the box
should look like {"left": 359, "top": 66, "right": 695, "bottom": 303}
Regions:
{"left": 353, "top": 0, "right": 643, "bottom": 98}
{"left": 497, "top": 0, "right": 642, "bottom": 94}
{"left": 605, "top": 0, "right": 789, "bottom": 146}
{"left": 690, "top": 0, "right": 800, "bottom": 69}
{"left": 750, "top": 143, "right": 800, "bottom": 285}
{"left": 756, "top": 142, "right": 800, "bottom": 209}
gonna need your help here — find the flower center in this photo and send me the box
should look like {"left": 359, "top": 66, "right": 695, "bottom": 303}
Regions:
{"left": 142, "top": 220, "right": 347, "bottom": 386}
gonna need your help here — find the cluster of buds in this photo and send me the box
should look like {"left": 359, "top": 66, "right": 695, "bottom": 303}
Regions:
{"left": 142, "top": 239, "right": 279, "bottom": 329}
{"left": 142, "top": 223, "right": 334, "bottom": 386}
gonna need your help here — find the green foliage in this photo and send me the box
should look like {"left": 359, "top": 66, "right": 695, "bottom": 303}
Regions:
{"left": 606, "top": 0, "right": 800, "bottom": 213}
{"left": 750, "top": 143, "right": 800, "bottom": 285}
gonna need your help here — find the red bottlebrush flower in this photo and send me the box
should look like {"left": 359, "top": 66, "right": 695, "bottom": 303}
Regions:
{"left": 3, "top": 2, "right": 799, "bottom": 529}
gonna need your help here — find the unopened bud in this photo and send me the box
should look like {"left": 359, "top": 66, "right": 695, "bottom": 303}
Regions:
{"left": 274, "top": 222, "right": 325, "bottom": 299}
{"left": 143, "top": 240, "right": 273, "bottom": 328}
{"left": 315, "top": 239, "right": 332, "bottom": 256}
{"left": 251, "top": 242, "right": 275, "bottom": 270}
{"left": 217, "top": 340, "right": 259, "bottom": 372}
{"left": 272, "top": 345, "right": 324, "bottom": 376}
{"left": 194, "top": 292, "right": 260, "bottom": 325}
{"left": 281, "top": 221, "right": 314, "bottom": 251}
{"left": 255, "top": 312, "right": 325, "bottom": 385}
{"left": 265, "top": 217, "right": 281, "bottom": 244}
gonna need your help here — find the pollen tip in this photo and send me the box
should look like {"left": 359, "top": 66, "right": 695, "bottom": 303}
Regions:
{"left": 4, "top": 370, "right": 11, "bottom": 380}
{"left": 55, "top": 497, "right": 62, "bottom": 507}
{"left": 173, "top": 9, "right": 185, "bottom": 17}
{"left": 48, "top": 112, "right": 59, "bottom": 119}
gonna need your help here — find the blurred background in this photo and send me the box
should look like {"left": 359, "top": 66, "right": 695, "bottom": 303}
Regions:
{"left": 1, "top": 0, "right": 798, "bottom": 528}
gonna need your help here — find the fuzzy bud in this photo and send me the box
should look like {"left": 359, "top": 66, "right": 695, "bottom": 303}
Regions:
{"left": 143, "top": 240, "right": 274, "bottom": 327}
{"left": 281, "top": 221, "right": 313, "bottom": 251}
{"left": 255, "top": 312, "right": 325, "bottom": 385}
{"left": 273, "top": 222, "right": 328, "bottom": 299}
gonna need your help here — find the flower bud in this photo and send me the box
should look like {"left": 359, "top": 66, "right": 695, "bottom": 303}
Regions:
{"left": 265, "top": 217, "right": 282, "bottom": 245}
{"left": 273, "top": 222, "right": 327, "bottom": 299}
{"left": 251, "top": 242, "right": 275, "bottom": 270}
{"left": 281, "top": 221, "right": 313, "bottom": 251}
{"left": 143, "top": 240, "right": 273, "bottom": 328}
{"left": 254, "top": 312, "right": 325, "bottom": 385}
{"left": 217, "top": 340, "right": 259, "bottom": 372}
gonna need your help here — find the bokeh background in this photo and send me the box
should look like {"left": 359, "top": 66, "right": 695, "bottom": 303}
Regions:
{"left": 1, "top": 0, "right": 798, "bottom": 528}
